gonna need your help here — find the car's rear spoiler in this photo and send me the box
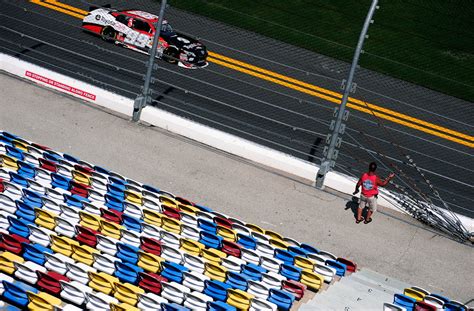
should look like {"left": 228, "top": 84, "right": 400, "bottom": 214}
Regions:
{"left": 89, "top": 4, "right": 111, "bottom": 11}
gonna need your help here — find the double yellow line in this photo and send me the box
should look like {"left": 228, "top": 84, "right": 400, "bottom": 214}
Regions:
{"left": 29, "top": 0, "right": 474, "bottom": 148}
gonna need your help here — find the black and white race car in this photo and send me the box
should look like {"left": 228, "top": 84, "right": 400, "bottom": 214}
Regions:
{"left": 82, "top": 6, "right": 208, "bottom": 68}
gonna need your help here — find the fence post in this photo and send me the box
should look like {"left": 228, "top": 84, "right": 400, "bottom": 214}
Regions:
{"left": 315, "top": 0, "right": 379, "bottom": 189}
{"left": 132, "top": 0, "right": 168, "bottom": 122}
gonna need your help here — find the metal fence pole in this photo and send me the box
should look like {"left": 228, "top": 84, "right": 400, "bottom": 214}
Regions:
{"left": 132, "top": 0, "right": 167, "bottom": 122}
{"left": 315, "top": 0, "right": 379, "bottom": 189}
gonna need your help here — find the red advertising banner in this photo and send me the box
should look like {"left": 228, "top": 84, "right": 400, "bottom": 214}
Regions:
{"left": 25, "top": 70, "right": 96, "bottom": 101}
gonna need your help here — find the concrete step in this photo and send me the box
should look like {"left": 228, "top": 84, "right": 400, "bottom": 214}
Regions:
{"left": 299, "top": 268, "right": 410, "bottom": 310}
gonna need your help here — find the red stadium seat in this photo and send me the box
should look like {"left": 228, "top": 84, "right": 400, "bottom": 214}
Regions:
{"left": 39, "top": 158, "right": 57, "bottom": 172}
{"left": 162, "top": 205, "right": 182, "bottom": 220}
{"left": 75, "top": 226, "right": 100, "bottom": 247}
{"left": 37, "top": 270, "right": 71, "bottom": 295}
{"left": 138, "top": 272, "right": 167, "bottom": 294}
{"left": 101, "top": 208, "right": 123, "bottom": 224}
{"left": 221, "top": 240, "right": 242, "bottom": 258}
{"left": 214, "top": 216, "right": 233, "bottom": 229}
{"left": 282, "top": 280, "right": 307, "bottom": 300}
{"left": 140, "top": 236, "right": 163, "bottom": 256}
{"left": 70, "top": 181, "right": 91, "bottom": 198}
{"left": 0, "top": 233, "right": 29, "bottom": 254}
{"left": 414, "top": 301, "right": 437, "bottom": 311}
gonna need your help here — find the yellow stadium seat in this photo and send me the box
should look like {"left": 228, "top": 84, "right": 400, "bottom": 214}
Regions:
{"left": 204, "top": 262, "right": 228, "bottom": 282}
{"left": 0, "top": 251, "right": 24, "bottom": 275}
{"left": 79, "top": 211, "right": 102, "bottom": 231}
{"left": 159, "top": 196, "right": 178, "bottom": 208}
{"left": 178, "top": 203, "right": 199, "bottom": 215}
{"left": 72, "top": 244, "right": 99, "bottom": 266}
{"left": 226, "top": 289, "right": 254, "bottom": 310}
{"left": 99, "top": 219, "right": 124, "bottom": 240}
{"left": 113, "top": 282, "right": 144, "bottom": 305}
{"left": 1, "top": 154, "right": 18, "bottom": 170}
{"left": 294, "top": 256, "right": 316, "bottom": 271}
{"left": 143, "top": 208, "right": 163, "bottom": 226}
{"left": 217, "top": 226, "right": 237, "bottom": 242}
{"left": 34, "top": 208, "right": 57, "bottom": 230}
{"left": 245, "top": 223, "right": 264, "bottom": 234}
{"left": 27, "top": 291, "right": 62, "bottom": 311}
{"left": 88, "top": 271, "right": 119, "bottom": 295}
{"left": 180, "top": 238, "right": 204, "bottom": 256}
{"left": 300, "top": 270, "right": 324, "bottom": 291}
{"left": 264, "top": 229, "right": 284, "bottom": 241}
{"left": 110, "top": 302, "right": 140, "bottom": 311}
{"left": 72, "top": 170, "right": 91, "bottom": 186}
{"left": 404, "top": 288, "right": 426, "bottom": 301}
{"left": 137, "top": 251, "right": 164, "bottom": 273}
{"left": 124, "top": 190, "right": 143, "bottom": 205}
{"left": 12, "top": 140, "right": 29, "bottom": 152}
{"left": 161, "top": 215, "right": 182, "bottom": 234}
{"left": 269, "top": 238, "right": 289, "bottom": 249}
{"left": 201, "top": 248, "right": 227, "bottom": 264}
{"left": 50, "top": 235, "right": 79, "bottom": 257}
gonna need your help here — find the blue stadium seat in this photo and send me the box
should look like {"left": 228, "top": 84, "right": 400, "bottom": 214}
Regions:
{"left": 21, "top": 189, "right": 43, "bottom": 208}
{"left": 199, "top": 231, "right": 223, "bottom": 249}
{"left": 280, "top": 264, "right": 302, "bottom": 281}
{"left": 63, "top": 154, "right": 80, "bottom": 163}
{"left": 107, "top": 183, "right": 125, "bottom": 199}
{"left": 15, "top": 201, "right": 36, "bottom": 223}
{"left": 275, "top": 249, "right": 295, "bottom": 265}
{"left": 393, "top": 293, "right": 417, "bottom": 311}
{"left": 204, "top": 280, "right": 232, "bottom": 302}
{"left": 226, "top": 271, "right": 251, "bottom": 291}
{"left": 105, "top": 194, "right": 125, "bottom": 212}
{"left": 17, "top": 161, "right": 36, "bottom": 180}
{"left": 50, "top": 173, "right": 71, "bottom": 191}
{"left": 122, "top": 214, "right": 143, "bottom": 233}
{"left": 9, "top": 172, "right": 29, "bottom": 188}
{"left": 241, "top": 263, "right": 266, "bottom": 281}
{"left": 268, "top": 288, "right": 295, "bottom": 311}
{"left": 8, "top": 216, "right": 32, "bottom": 238}
{"left": 22, "top": 243, "right": 53, "bottom": 265}
{"left": 117, "top": 243, "right": 140, "bottom": 264}
{"left": 198, "top": 219, "right": 217, "bottom": 234}
{"left": 326, "top": 260, "right": 347, "bottom": 277}
{"left": 114, "top": 261, "right": 144, "bottom": 285}
{"left": 161, "top": 261, "right": 189, "bottom": 284}
{"left": 208, "top": 301, "right": 237, "bottom": 311}
{"left": 5, "top": 145, "right": 24, "bottom": 161}
{"left": 64, "top": 193, "right": 89, "bottom": 208}
{"left": 2, "top": 280, "right": 39, "bottom": 308}
{"left": 237, "top": 233, "right": 257, "bottom": 250}
{"left": 287, "top": 246, "right": 310, "bottom": 258}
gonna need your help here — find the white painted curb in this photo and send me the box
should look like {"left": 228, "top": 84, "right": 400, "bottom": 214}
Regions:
{"left": 1, "top": 53, "right": 472, "bottom": 233}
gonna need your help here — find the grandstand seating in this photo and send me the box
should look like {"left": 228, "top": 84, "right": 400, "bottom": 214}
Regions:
{"left": 0, "top": 130, "right": 466, "bottom": 310}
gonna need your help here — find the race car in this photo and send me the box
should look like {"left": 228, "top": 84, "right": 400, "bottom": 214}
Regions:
{"left": 82, "top": 6, "right": 208, "bottom": 69}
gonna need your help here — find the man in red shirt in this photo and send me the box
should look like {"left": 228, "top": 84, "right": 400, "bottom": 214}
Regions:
{"left": 353, "top": 162, "right": 395, "bottom": 224}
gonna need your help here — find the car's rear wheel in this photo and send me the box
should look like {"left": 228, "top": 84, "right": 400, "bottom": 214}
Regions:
{"left": 101, "top": 27, "right": 116, "bottom": 42}
{"left": 163, "top": 46, "right": 179, "bottom": 64}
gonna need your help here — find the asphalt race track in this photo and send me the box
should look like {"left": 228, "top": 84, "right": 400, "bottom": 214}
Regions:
{"left": 0, "top": 0, "right": 473, "bottom": 217}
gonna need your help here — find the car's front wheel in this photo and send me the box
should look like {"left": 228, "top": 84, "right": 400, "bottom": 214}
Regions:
{"left": 101, "top": 27, "right": 116, "bottom": 42}
{"left": 163, "top": 46, "right": 179, "bottom": 64}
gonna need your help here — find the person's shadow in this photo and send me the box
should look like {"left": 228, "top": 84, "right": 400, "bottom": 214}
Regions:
{"left": 346, "top": 196, "right": 367, "bottom": 220}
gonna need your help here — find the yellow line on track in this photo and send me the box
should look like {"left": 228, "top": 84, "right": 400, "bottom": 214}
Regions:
{"left": 44, "top": 0, "right": 88, "bottom": 15}
{"left": 30, "top": 0, "right": 85, "bottom": 19}
{"left": 209, "top": 57, "right": 473, "bottom": 148}
{"left": 209, "top": 52, "right": 474, "bottom": 144}
{"left": 29, "top": 0, "right": 473, "bottom": 148}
